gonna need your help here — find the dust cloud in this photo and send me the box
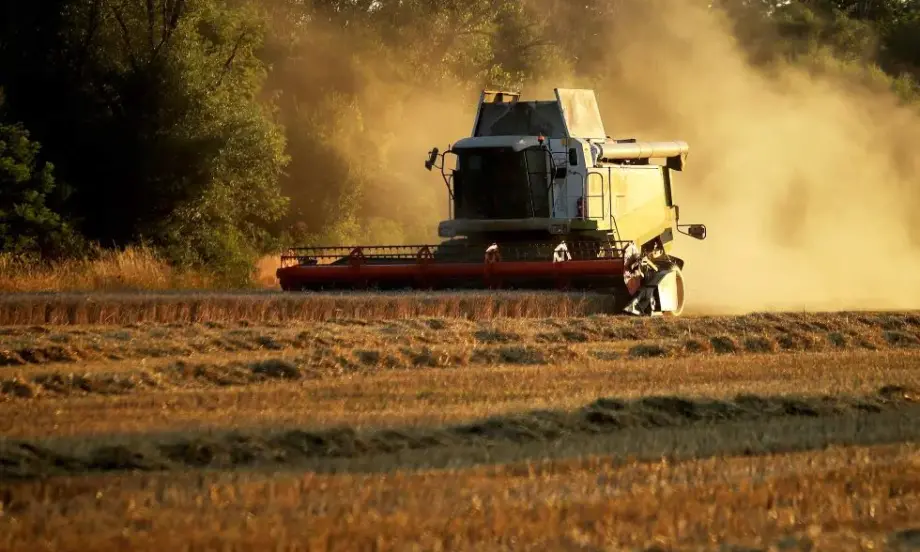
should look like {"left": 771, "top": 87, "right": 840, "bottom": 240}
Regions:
{"left": 524, "top": 0, "right": 920, "bottom": 314}
{"left": 257, "top": 20, "right": 482, "bottom": 285}
{"left": 272, "top": 21, "right": 478, "bottom": 245}
{"left": 278, "top": 2, "right": 920, "bottom": 314}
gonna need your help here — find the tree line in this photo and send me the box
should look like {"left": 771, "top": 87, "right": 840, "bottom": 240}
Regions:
{"left": 1, "top": 0, "right": 918, "bottom": 283}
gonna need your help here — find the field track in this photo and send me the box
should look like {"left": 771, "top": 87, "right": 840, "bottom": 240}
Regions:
{"left": 2, "top": 300, "right": 920, "bottom": 550}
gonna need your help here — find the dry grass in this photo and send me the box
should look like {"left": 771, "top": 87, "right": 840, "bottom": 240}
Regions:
{"left": 2, "top": 311, "right": 919, "bottom": 369}
{"left": 4, "top": 287, "right": 919, "bottom": 327}
{"left": 3, "top": 384, "right": 918, "bottom": 480}
{"left": 4, "top": 311, "right": 920, "bottom": 550}
{"left": 3, "top": 313, "right": 920, "bottom": 439}
{"left": 2, "top": 442, "right": 919, "bottom": 551}
{"left": 0, "top": 247, "right": 629, "bottom": 322}
{"left": 0, "top": 290, "right": 625, "bottom": 326}
{"left": 0, "top": 246, "right": 218, "bottom": 293}
{"left": 3, "top": 349, "right": 919, "bottom": 441}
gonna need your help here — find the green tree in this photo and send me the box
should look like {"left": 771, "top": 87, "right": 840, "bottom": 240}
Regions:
{"left": 0, "top": 0, "right": 289, "bottom": 281}
{"left": 710, "top": 0, "right": 920, "bottom": 102}
{"left": 0, "top": 99, "right": 82, "bottom": 257}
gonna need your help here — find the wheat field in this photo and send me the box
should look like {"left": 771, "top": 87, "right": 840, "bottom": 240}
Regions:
{"left": 2, "top": 303, "right": 920, "bottom": 550}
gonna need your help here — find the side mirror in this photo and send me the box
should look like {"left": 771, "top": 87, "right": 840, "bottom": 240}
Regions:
{"left": 568, "top": 148, "right": 578, "bottom": 166}
{"left": 425, "top": 147, "right": 439, "bottom": 171}
{"left": 678, "top": 223, "right": 707, "bottom": 240}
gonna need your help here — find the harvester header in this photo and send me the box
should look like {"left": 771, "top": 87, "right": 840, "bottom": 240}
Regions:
{"left": 278, "top": 88, "right": 707, "bottom": 316}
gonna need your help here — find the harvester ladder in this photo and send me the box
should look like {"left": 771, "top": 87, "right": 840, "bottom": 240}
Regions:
{"left": 608, "top": 203, "right": 622, "bottom": 241}
{"left": 606, "top": 170, "right": 622, "bottom": 242}
{"left": 605, "top": 204, "right": 622, "bottom": 242}
{"left": 585, "top": 172, "right": 606, "bottom": 222}
{"left": 606, "top": 165, "right": 626, "bottom": 243}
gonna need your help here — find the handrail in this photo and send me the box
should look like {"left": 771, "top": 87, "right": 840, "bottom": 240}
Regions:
{"left": 586, "top": 172, "right": 605, "bottom": 221}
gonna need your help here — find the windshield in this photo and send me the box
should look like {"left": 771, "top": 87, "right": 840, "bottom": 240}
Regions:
{"left": 453, "top": 147, "right": 551, "bottom": 219}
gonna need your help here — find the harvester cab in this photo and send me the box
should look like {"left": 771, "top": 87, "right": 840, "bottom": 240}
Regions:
{"left": 425, "top": 88, "right": 705, "bottom": 249}
{"left": 277, "top": 88, "right": 707, "bottom": 316}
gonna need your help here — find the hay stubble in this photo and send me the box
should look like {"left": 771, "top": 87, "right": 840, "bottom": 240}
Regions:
{"left": 2, "top": 307, "right": 920, "bottom": 550}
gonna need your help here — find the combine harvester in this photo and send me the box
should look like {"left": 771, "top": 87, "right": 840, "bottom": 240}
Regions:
{"left": 277, "top": 88, "right": 707, "bottom": 316}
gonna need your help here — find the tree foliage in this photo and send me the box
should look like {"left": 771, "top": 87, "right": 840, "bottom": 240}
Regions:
{"left": 0, "top": 0, "right": 287, "bottom": 281}
{"left": 0, "top": 95, "right": 82, "bottom": 257}
{"left": 0, "top": 0, "right": 917, "bottom": 277}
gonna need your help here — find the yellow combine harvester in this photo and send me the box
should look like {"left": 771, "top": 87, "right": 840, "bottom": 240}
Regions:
{"left": 277, "top": 88, "right": 707, "bottom": 316}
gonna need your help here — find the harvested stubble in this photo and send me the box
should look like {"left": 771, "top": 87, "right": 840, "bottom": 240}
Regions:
{"left": 4, "top": 309, "right": 920, "bottom": 551}
{"left": 2, "top": 384, "right": 918, "bottom": 480}
{"left": 3, "top": 442, "right": 919, "bottom": 552}
{"left": 5, "top": 348, "right": 920, "bottom": 444}
{"left": 2, "top": 310, "right": 919, "bottom": 374}
{"left": 2, "top": 344, "right": 919, "bottom": 403}
{"left": 3, "top": 311, "right": 920, "bottom": 413}
{"left": 0, "top": 290, "right": 622, "bottom": 326}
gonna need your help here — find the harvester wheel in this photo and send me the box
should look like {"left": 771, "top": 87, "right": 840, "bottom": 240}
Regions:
{"left": 661, "top": 265, "right": 685, "bottom": 317}
{"left": 661, "top": 264, "right": 685, "bottom": 317}
{"left": 622, "top": 262, "right": 685, "bottom": 317}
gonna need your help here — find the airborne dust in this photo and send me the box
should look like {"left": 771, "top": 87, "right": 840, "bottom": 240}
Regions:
{"left": 276, "top": 1, "right": 920, "bottom": 314}
{"left": 571, "top": 1, "right": 920, "bottom": 314}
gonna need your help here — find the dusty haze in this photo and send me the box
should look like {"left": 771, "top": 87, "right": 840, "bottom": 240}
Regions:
{"left": 279, "top": 2, "right": 920, "bottom": 314}
{"left": 569, "top": 0, "right": 920, "bottom": 313}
